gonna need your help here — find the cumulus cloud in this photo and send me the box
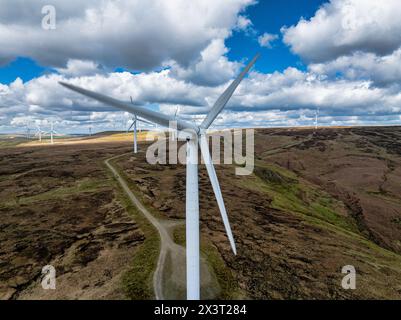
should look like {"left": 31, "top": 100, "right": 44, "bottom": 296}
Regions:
{"left": 0, "top": 0, "right": 253, "bottom": 70}
{"left": 258, "top": 33, "right": 278, "bottom": 48}
{"left": 168, "top": 39, "right": 241, "bottom": 86}
{"left": 2, "top": 0, "right": 401, "bottom": 133}
{"left": 282, "top": 0, "right": 401, "bottom": 63}
{"left": 56, "top": 59, "right": 103, "bottom": 77}
{"left": 236, "top": 15, "right": 253, "bottom": 31}
{"left": 3, "top": 63, "right": 401, "bottom": 133}
{"left": 279, "top": 0, "right": 401, "bottom": 120}
{"left": 230, "top": 69, "right": 401, "bottom": 118}
{"left": 309, "top": 49, "right": 401, "bottom": 87}
{"left": 0, "top": 68, "right": 215, "bottom": 132}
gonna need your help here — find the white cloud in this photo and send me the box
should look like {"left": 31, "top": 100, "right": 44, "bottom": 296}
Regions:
{"left": 258, "top": 33, "right": 278, "bottom": 48}
{"left": 282, "top": 0, "right": 401, "bottom": 63}
{"left": 236, "top": 15, "right": 253, "bottom": 31}
{"left": 56, "top": 59, "right": 103, "bottom": 77}
{"left": 3, "top": 64, "right": 401, "bottom": 133}
{"left": 233, "top": 69, "right": 399, "bottom": 117}
{"left": 2, "top": 0, "right": 401, "bottom": 133}
{"left": 309, "top": 49, "right": 401, "bottom": 87}
{"left": 168, "top": 39, "right": 241, "bottom": 86}
{"left": 235, "top": 14, "right": 258, "bottom": 36}
{"left": 0, "top": 0, "right": 253, "bottom": 70}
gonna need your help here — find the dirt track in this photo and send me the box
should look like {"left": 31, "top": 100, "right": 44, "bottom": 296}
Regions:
{"left": 105, "top": 153, "right": 216, "bottom": 300}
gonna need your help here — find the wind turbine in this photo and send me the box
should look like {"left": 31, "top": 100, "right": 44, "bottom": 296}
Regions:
{"left": 127, "top": 97, "right": 153, "bottom": 153}
{"left": 315, "top": 106, "right": 320, "bottom": 131}
{"left": 48, "top": 120, "right": 58, "bottom": 144}
{"left": 171, "top": 106, "right": 180, "bottom": 141}
{"left": 34, "top": 124, "right": 46, "bottom": 142}
{"left": 59, "top": 53, "right": 259, "bottom": 300}
{"left": 25, "top": 124, "right": 31, "bottom": 140}
{"left": 126, "top": 114, "right": 153, "bottom": 154}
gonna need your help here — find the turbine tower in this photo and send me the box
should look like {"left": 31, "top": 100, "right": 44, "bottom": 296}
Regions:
{"left": 315, "top": 106, "right": 320, "bottom": 131}
{"left": 49, "top": 120, "right": 58, "bottom": 144}
{"left": 128, "top": 114, "right": 138, "bottom": 153}
{"left": 59, "top": 53, "right": 259, "bottom": 300}
{"left": 35, "top": 124, "right": 45, "bottom": 142}
{"left": 171, "top": 106, "right": 180, "bottom": 141}
{"left": 127, "top": 96, "right": 153, "bottom": 153}
{"left": 25, "top": 125, "right": 31, "bottom": 140}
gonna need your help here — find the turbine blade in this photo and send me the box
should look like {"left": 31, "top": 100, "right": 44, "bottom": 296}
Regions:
{"left": 59, "top": 82, "right": 198, "bottom": 132}
{"left": 199, "top": 134, "right": 237, "bottom": 255}
{"left": 201, "top": 54, "right": 259, "bottom": 129}
{"left": 174, "top": 106, "right": 180, "bottom": 118}
{"left": 128, "top": 121, "right": 135, "bottom": 131}
{"left": 137, "top": 118, "right": 153, "bottom": 125}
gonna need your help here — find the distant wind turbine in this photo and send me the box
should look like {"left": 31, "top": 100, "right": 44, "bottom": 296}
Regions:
{"left": 34, "top": 124, "right": 46, "bottom": 142}
{"left": 25, "top": 124, "right": 31, "bottom": 140}
{"left": 127, "top": 96, "right": 153, "bottom": 153}
{"left": 59, "top": 53, "right": 259, "bottom": 300}
{"left": 171, "top": 105, "right": 180, "bottom": 141}
{"left": 49, "top": 120, "right": 58, "bottom": 144}
{"left": 315, "top": 107, "right": 320, "bottom": 131}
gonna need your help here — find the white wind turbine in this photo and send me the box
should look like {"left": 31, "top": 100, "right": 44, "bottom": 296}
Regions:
{"left": 126, "top": 102, "right": 153, "bottom": 154}
{"left": 170, "top": 105, "right": 180, "bottom": 141}
{"left": 25, "top": 124, "right": 32, "bottom": 140}
{"left": 60, "top": 54, "right": 259, "bottom": 300}
{"left": 315, "top": 106, "right": 320, "bottom": 131}
{"left": 48, "top": 120, "right": 58, "bottom": 144}
{"left": 34, "top": 124, "right": 46, "bottom": 142}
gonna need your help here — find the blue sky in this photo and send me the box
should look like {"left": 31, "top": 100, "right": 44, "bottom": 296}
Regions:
{"left": 227, "top": 0, "right": 326, "bottom": 73}
{"left": 0, "top": 0, "right": 401, "bottom": 133}
{"left": 0, "top": 57, "right": 48, "bottom": 84}
{"left": 0, "top": 0, "right": 326, "bottom": 85}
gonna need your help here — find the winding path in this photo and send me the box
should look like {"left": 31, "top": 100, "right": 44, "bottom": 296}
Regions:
{"left": 105, "top": 153, "right": 184, "bottom": 300}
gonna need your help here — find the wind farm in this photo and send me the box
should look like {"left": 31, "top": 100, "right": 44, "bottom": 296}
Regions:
{"left": 1, "top": 55, "right": 401, "bottom": 301}
{"left": 2, "top": 124, "right": 401, "bottom": 300}
{"left": 58, "top": 54, "right": 259, "bottom": 299}
{"left": 1, "top": 0, "right": 401, "bottom": 305}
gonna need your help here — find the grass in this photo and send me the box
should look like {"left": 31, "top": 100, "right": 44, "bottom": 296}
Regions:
{"left": 120, "top": 196, "right": 160, "bottom": 299}
{"left": 2, "top": 154, "right": 161, "bottom": 299}
{"left": 107, "top": 150, "right": 401, "bottom": 299}
{"left": 104, "top": 158, "right": 160, "bottom": 300}
{"left": 173, "top": 224, "right": 246, "bottom": 299}
{"left": 0, "top": 138, "right": 25, "bottom": 147}
{"left": 0, "top": 177, "right": 108, "bottom": 208}
{"left": 201, "top": 243, "right": 246, "bottom": 299}
{"left": 250, "top": 163, "right": 360, "bottom": 234}
{"left": 239, "top": 161, "right": 401, "bottom": 271}
{"left": 109, "top": 155, "right": 167, "bottom": 220}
